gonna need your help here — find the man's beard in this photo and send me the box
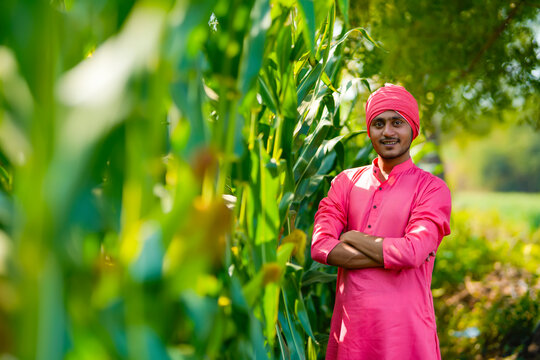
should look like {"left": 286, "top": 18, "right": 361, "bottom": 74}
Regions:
{"left": 378, "top": 142, "right": 411, "bottom": 160}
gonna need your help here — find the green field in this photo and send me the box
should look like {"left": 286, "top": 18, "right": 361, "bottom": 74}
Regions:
{"left": 452, "top": 191, "right": 540, "bottom": 228}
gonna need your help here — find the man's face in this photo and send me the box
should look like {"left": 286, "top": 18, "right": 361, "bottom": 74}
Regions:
{"left": 369, "top": 110, "right": 413, "bottom": 163}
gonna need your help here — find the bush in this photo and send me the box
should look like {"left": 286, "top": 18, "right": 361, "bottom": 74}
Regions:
{"left": 434, "top": 200, "right": 540, "bottom": 359}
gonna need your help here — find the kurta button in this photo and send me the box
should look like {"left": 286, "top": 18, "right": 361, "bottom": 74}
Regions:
{"left": 373, "top": 205, "right": 377, "bottom": 209}
{"left": 379, "top": 187, "right": 382, "bottom": 190}
{"left": 368, "top": 225, "right": 371, "bottom": 228}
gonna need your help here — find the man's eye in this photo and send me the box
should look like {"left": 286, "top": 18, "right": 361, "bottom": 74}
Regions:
{"left": 374, "top": 121, "right": 384, "bottom": 127}
{"left": 394, "top": 120, "right": 404, "bottom": 126}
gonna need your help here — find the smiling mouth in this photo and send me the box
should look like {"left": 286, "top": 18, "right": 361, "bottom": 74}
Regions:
{"left": 381, "top": 139, "right": 399, "bottom": 145}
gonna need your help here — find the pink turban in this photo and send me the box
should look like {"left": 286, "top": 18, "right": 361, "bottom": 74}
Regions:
{"left": 365, "top": 83, "right": 420, "bottom": 139}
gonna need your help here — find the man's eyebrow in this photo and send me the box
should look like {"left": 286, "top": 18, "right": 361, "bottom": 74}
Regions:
{"left": 373, "top": 115, "right": 403, "bottom": 121}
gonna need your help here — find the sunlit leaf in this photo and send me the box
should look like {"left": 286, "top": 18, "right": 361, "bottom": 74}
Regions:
{"left": 297, "top": 0, "right": 316, "bottom": 55}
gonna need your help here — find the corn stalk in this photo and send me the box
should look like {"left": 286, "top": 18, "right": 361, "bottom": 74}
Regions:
{"left": 0, "top": 0, "right": 375, "bottom": 358}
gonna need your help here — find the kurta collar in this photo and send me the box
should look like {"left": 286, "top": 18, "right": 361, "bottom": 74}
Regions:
{"left": 372, "top": 157, "right": 415, "bottom": 177}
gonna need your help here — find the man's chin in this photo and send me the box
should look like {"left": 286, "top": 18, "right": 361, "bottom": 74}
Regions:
{"left": 379, "top": 152, "right": 401, "bottom": 160}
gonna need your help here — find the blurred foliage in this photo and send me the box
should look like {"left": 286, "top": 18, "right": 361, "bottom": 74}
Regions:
{"left": 347, "top": 0, "right": 540, "bottom": 134}
{"left": 443, "top": 124, "right": 540, "bottom": 192}
{"left": 433, "top": 193, "right": 540, "bottom": 359}
{"left": 0, "top": 0, "right": 378, "bottom": 358}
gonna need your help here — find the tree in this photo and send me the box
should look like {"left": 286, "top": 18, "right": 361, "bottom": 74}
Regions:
{"left": 347, "top": 0, "right": 540, "bottom": 134}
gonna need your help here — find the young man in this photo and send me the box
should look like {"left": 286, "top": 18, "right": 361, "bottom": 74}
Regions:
{"left": 311, "top": 84, "right": 452, "bottom": 359}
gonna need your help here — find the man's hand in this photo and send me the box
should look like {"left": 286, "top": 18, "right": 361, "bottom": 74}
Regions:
{"left": 425, "top": 251, "right": 436, "bottom": 262}
{"left": 339, "top": 230, "right": 384, "bottom": 264}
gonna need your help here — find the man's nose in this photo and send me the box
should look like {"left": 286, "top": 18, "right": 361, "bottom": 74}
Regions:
{"left": 382, "top": 123, "right": 395, "bottom": 137}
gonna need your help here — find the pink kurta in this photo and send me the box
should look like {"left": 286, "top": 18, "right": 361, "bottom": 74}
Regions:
{"left": 312, "top": 158, "right": 451, "bottom": 360}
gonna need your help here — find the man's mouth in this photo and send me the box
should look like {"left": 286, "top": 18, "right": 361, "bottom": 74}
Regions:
{"left": 381, "top": 139, "right": 399, "bottom": 145}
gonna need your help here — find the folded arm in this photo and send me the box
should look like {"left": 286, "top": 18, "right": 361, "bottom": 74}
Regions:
{"left": 312, "top": 169, "right": 381, "bottom": 269}
{"left": 326, "top": 178, "right": 451, "bottom": 270}
{"left": 378, "top": 179, "right": 451, "bottom": 269}
{"left": 326, "top": 241, "right": 383, "bottom": 269}
{"left": 312, "top": 172, "right": 451, "bottom": 270}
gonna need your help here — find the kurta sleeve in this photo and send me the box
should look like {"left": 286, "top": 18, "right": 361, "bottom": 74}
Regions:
{"left": 383, "top": 177, "right": 451, "bottom": 269}
{"left": 311, "top": 170, "right": 353, "bottom": 265}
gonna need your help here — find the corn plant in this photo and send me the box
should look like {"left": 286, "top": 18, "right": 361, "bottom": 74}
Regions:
{"left": 0, "top": 0, "right": 375, "bottom": 358}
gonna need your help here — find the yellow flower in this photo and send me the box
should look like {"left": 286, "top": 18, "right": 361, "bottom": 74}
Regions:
{"left": 218, "top": 295, "right": 231, "bottom": 307}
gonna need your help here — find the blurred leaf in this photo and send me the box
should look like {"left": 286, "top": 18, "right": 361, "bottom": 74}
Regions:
{"left": 307, "top": 336, "right": 318, "bottom": 360}
{"left": 277, "top": 243, "right": 295, "bottom": 267}
{"left": 336, "top": 0, "right": 349, "bottom": 25}
{"left": 128, "top": 222, "right": 164, "bottom": 282}
{"left": 238, "top": 0, "right": 271, "bottom": 95}
{"left": 263, "top": 282, "right": 280, "bottom": 347}
{"left": 301, "top": 269, "right": 336, "bottom": 287}
{"left": 281, "top": 229, "right": 306, "bottom": 265}
{"left": 361, "top": 78, "right": 371, "bottom": 93}
{"left": 252, "top": 140, "right": 280, "bottom": 245}
{"left": 170, "top": 69, "right": 209, "bottom": 157}
{"left": 181, "top": 291, "right": 219, "bottom": 350}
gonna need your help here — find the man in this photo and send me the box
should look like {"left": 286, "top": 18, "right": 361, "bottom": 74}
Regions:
{"left": 311, "top": 83, "right": 451, "bottom": 359}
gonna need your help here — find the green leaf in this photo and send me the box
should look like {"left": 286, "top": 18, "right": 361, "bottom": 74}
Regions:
{"left": 171, "top": 72, "right": 208, "bottom": 156}
{"left": 294, "top": 294, "right": 316, "bottom": 342}
{"left": 301, "top": 269, "right": 337, "bottom": 287}
{"left": 263, "top": 282, "right": 280, "bottom": 347}
{"left": 276, "top": 322, "right": 290, "bottom": 360}
{"left": 275, "top": 23, "right": 293, "bottom": 77}
{"left": 296, "top": 62, "right": 323, "bottom": 104}
{"left": 166, "top": 1, "right": 217, "bottom": 60}
{"left": 293, "top": 119, "right": 332, "bottom": 182}
{"left": 283, "top": 273, "right": 316, "bottom": 342}
{"left": 258, "top": 75, "right": 279, "bottom": 115}
{"left": 278, "top": 192, "right": 294, "bottom": 222}
{"left": 238, "top": 0, "right": 272, "bottom": 95}
{"left": 295, "top": 142, "right": 325, "bottom": 188}
{"left": 352, "top": 143, "right": 374, "bottom": 167}
{"left": 281, "top": 67, "right": 298, "bottom": 119}
{"left": 361, "top": 78, "right": 372, "bottom": 93}
{"left": 249, "top": 139, "right": 280, "bottom": 246}
{"left": 278, "top": 307, "right": 304, "bottom": 360}
{"left": 331, "top": 27, "right": 385, "bottom": 52}
{"left": 277, "top": 243, "right": 295, "bottom": 267}
{"left": 318, "top": 150, "right": 337, "bottom": 175}
{"left": 320, "top": 71, "right": 339, "bottom": 93}
{"left": 307, "top": 336, "right": 318, "bottom": 360}
{"left": 249, "top": 311, "right": 269, "bottom": 360}
{"left": 336, "top": 0, "right": 349, "bottom": 26}
{"left": 297, "top": 0, "right": 316, "bottom": 55}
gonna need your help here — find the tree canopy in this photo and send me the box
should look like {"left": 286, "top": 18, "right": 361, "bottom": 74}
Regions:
{"left": 347, "top": 0, "right": 540, "bottom": 134}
